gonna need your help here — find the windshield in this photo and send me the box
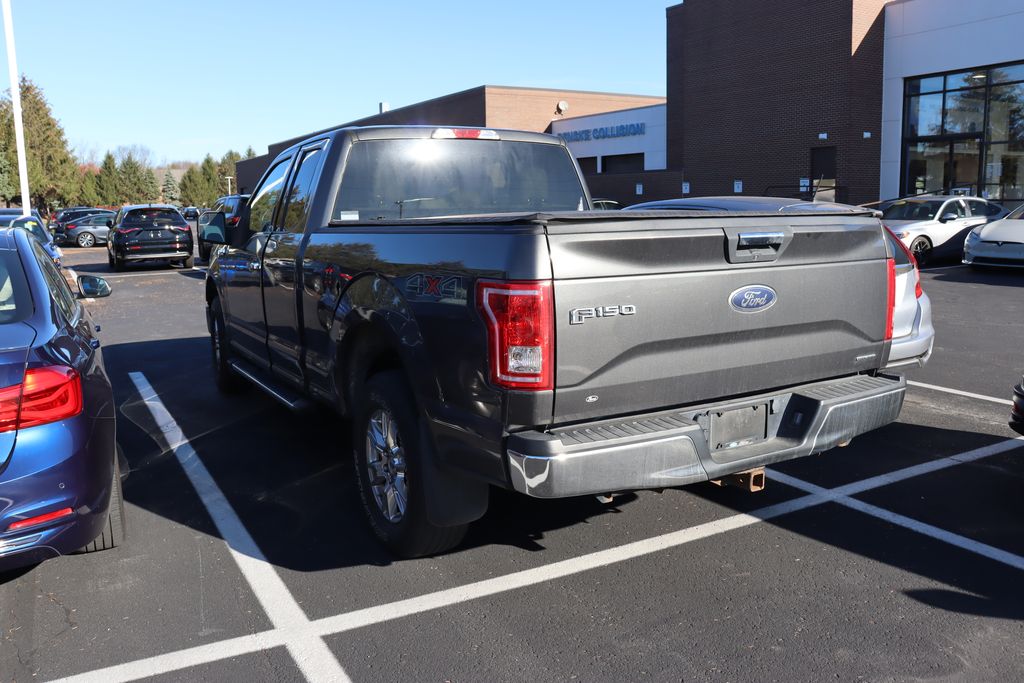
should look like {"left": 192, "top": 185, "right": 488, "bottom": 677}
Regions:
{"left": 333, "top": 138, "right": 586, "bottom": 220}
{"left": 882, "top": 200, "right": 944, "bottom": 221}
{"left": 122, "top": 208, "right": 188, "bottom": 227}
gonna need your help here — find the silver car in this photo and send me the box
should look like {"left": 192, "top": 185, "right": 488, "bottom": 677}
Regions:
{"left": 55, "top": 212, "right": 113, "bottom": 248}
{"left": 626, "top": 196, "right": 933, "bottom": 368}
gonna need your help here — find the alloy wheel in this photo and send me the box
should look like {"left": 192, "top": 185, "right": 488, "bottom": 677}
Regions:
{"left": 78, "top": 232, "right": 95, "bottom": 248}
{"left": 365, "top": 407, "right": 408, "bottom": 523}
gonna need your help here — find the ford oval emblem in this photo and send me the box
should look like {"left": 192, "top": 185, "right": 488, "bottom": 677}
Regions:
{"left": 729, "top": 285, "right": 777, "bottom": 313}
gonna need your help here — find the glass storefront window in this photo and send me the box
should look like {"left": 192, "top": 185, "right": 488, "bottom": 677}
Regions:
{"left": 902, "top": 59, "right": 1024, "bottom": 199}
{"left": 992, "top": 63, "right": 1024, "bottom": 84}
{"left": 985, "top": 142, "right": 1024, "bottom": 200}
{"left": 988, "top": 83, "right": 1024, "bottom": 142}
{"left": 943, "top": 88, "right": 986, "bottom": 134}
{"left": 905, "top": 141, "right": 948, "bottom": 194}
{"left": 945, "top": 70, "right": 989, "bottom": 90}
{"left": 905, "top": 93, "right": 943, "bottom": 137}
{"left": 906, "top": 75, "right": 944, "bottom": 96}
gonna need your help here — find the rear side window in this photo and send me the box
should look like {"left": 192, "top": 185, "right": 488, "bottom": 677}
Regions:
{"left": 30, "top": 240, "right": 77, "bottom": 323}
{"left": 122, "top": 209, "right": 187, "bottom": 227}
{"left": 0, "top": 251, "right": 33, "bottom": 324}
{"left": 333, "top": 138, "right": 586, "bottom": 221}
{"left": 280, "top": 147, "right": 323, "bottom": 233}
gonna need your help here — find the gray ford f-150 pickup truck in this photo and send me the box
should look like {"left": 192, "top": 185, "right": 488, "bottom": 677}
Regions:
{"left": 201, "top": 125, "right": 907, "bottom": 557}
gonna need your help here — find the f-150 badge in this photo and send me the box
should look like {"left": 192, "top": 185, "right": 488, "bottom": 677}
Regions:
{"left": 729, "top": 285, "right": 777, "bottom": 313}
{"left": 569, "top": 304, "right": 637, "bottom": 325}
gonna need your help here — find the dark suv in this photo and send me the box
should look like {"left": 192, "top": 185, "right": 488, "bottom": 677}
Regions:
{"left": 199, "top": 194, "right": 249, "bottom": 260}
{"left": 106, "top": 204, "right": 194, "bottom": 271}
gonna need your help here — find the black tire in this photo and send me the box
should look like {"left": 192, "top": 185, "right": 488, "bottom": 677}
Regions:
{"left": 80, "top": 458, "right": 125, "bottom": 552}
{"left": 76, "top": 232, "right": 96, "bottom": 248}
{"left": 910, "top": 236, "right": 932, "bottom": 266}
{"left": 180, "top": 255, "right": 195, "bottom": 268}
{"left": 210, "top": 297, "right": 245, "bottom": 393}
{"left": 353, "top": 371, "right": 467, "bottom": 558}
{"left": 199, "top": 242, "right": 211, "bottom": 261}
{"left": 110, "top": 251, "right": 125, "bottom": 272}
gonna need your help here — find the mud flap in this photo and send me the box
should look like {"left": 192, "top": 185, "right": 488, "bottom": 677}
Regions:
{"left": 419, "top": 423, "right": 489, "bottom": 527}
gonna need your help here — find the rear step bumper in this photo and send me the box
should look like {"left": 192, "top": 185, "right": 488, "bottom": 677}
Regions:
{"left": 506, "top": 374, "right": 905, "bottom": 498}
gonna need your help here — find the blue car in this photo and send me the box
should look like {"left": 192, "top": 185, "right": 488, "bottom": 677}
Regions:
{"left": 0, "top": 228, "right": 122, "bottom": 572}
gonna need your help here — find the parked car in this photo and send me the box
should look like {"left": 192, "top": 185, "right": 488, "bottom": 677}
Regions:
{"left": 55, "top": 212, "right": 113, "bottom": 248}
{"left": 625, "top": 197, "right": 934, "bottom": 369}
{"left": 203, "top": 126, "right": 907, "bottom": 558}
{"left": 181, "top": 206, "right": 200, "bottom": 220}
{"left": 0, "top": 215, "right": 63, "bottom": 266}
{"left": 880, "top": 196, "right": 1004, "bottom": 264}
{"left": 1011, "top": 375, "right": 1023, "bottom": 436}
{"left": 50, "top": 207, "right": 113, "bottom": 235}
{"left": 0, "top": 227, "right": 122, "bottom": 572}
{"left": 198, "top": 194, "right": 249, "bottom": 261}
{"left": 106, "top": 205, "right": 194, "bottom": 272}
{"left": 962, "top": 202, "right": 1024, "bottom": 268}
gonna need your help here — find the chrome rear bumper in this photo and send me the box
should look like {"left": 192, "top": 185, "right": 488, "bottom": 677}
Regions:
{"left": 506, "top": 374, "right": 905, "bottom": 498}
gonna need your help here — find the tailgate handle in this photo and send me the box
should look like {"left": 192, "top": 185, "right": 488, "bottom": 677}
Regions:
{"left": 737, "top": 232, "right": 785, "bottom": 250}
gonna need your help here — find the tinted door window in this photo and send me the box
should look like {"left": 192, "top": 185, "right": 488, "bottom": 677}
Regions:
{"left": 0, "top": 251, "right": 33, "bottom": 323}
{"left": 965, "top": 199, "right": 989, "bottom": 217}
{"left": 247, "top": 161, "right": 291, "bottom": 235}
{"left": 31, "top": 240, "right": 77, "bottom": 322}
{"left": 280, "top": 148, "right": 323, "bottom": 233}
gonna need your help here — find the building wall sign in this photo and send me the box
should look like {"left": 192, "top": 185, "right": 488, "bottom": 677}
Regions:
{"left": 559, "top": 123, "right": 646, "bottom": 143}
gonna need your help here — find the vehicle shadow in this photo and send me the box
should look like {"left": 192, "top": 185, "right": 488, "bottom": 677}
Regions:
{"left": 102, "top": 335, "right": 1024, "bottom": 622}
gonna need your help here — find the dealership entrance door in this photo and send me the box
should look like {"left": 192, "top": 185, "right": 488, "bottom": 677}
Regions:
{"left": 904, "top": 137, "right": 981, "bottom": 196}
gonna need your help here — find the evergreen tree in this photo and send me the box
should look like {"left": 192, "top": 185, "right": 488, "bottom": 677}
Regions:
{"left": 0, "top": 154, "right": 14, "bottom": 207}
{"left": 117, "top": 153, "right": 148, "bottom": 203}
{"left": 161, "top": 169, "right": 179, "bottom": 203}
{"left": 199, "top": 154, "right": 220, "bottom": 201}
{"left": 143, "top": 168, "right": 159, "bottom": 201}
{"left": 0, "top": 77, "right": 77, "bottom": 210}
{"left": 96, "top": 152, "right": 119, "bottom": 206}
{"left": 217, "top": 150, "right": 241, "bottom": 194}
{"left": 178, "top": 165, "right": 208, "bottom": 207}
{"left": 78, "top": 169, "right": 100, "bottom": 207}
{"left": 243, "top": 146, "right": 256, "bottom": 159}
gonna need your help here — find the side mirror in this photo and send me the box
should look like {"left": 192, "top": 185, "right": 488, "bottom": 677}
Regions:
{"left": 77, "top": 275, "right": 111, "bottom": 298}
{"left": 199, "top": 212, "right": 227, "bottom": 244}
{"left": 105, "top": 219, "right": 114, "bottom": 228}
{"left": 938, "top": 212, "right": 958, "bottom": 223}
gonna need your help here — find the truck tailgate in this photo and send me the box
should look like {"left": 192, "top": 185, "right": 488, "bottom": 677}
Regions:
{"left": 546, "top": 212, "right": 889, "bottom": 423}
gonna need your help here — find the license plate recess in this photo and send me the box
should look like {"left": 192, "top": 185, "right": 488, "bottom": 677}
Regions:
{"left": 709, "top": 403, "right": 768, "bottom": 451}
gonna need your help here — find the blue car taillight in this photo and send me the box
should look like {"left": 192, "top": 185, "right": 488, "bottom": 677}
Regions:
{"left": 0, "top": 366, "right": 83, "bottom": 433}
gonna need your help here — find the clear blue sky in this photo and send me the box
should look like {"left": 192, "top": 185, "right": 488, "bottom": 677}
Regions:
{"left": 1, "top": 0, "right": 669, "bottom": 164}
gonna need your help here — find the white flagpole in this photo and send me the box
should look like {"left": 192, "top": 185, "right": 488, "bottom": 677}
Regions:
{"left": 2, "top": 0, "right": 31, "bottom": 216}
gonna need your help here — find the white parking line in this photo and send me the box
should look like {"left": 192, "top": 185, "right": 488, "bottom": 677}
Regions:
{"left": 770, "top": 441, "right": 1024, "bottom": 571}
{"left": 907, "top": 380, "right": 1014, "bottom": 406}
{"left": 123, "top": 373, "right": 351, "bottom": 683}
{"left": 53, "top": 430, "right": 1024, "bottom": 683}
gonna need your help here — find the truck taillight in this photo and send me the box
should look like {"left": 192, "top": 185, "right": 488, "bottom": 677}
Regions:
{"left": 477, "top": 280, "right": 553, "bottom": 390}
{"left": 884, "top": 226, "right": 923, "bottom": 299}
{"left": 884, "top": 258, "right": 896, "bottom": 341}
{"left": 0, "top": 366, "right": 83, "bottom": 433}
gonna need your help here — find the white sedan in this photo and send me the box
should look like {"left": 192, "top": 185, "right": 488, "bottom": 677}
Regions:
{"left": 963, "top": 203, "right": 1024, "bottom": 268}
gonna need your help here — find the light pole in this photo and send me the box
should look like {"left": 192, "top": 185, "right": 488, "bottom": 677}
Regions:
{"left": 2, "top": 0, "right": 31, "bottom": 216}
{"left": 224, "top": 176, "right": 233, "bottom": 196}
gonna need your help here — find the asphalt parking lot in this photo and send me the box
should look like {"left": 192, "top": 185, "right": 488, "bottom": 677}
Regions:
{"left": 1, "top": 247, "right": 1022, "bottom": 682}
